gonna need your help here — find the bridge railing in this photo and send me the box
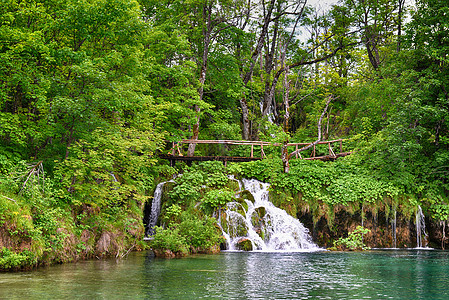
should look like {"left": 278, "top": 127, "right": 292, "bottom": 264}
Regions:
{"left": 168, "top": 139, "right": 349, "bottom": 161}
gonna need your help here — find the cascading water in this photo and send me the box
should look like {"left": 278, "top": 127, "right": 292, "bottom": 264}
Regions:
{"left": 392, "top": 210, "right": 397, "bottom": 248}
{"left": 219, "top": 178, "right": 319, "bottom": 252}
{"left": 146, "top": 180, "right": 173, "bottom": 236}
{"left": 416, "top": 205, "right": 428, "bottom": 248}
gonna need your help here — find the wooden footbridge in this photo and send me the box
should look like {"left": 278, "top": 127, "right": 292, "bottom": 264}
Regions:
{"left": 160, "top": 139, "right": 351, "bottom": 165}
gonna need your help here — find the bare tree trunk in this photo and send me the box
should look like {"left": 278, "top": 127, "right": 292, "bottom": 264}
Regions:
{"left": 187, "top": 3, "right": 212, "bottom": 156}
{"left": 240, "top": 0, "right": 276, "bottom": 139}
{"left": 397, "top": 0, "right": 405, "bottom": 52}
{"left": 281, "top": 65, "right": 290, "bottom": 173}
{"left": 261, "top": 1, "right": 307, "bottom": 119}
{"left": 187, "top": 104, "right": 201, "bottom": 156}
{"left": 240, "top": 98, "right": 251, "bottom": 140}
{"left": 289, "top": 95, "right": 334, "bottom": 158}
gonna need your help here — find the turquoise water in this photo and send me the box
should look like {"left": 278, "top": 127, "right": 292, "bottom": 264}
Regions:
{"left": 1, "top": 250, "right": 449, "bottom": 299}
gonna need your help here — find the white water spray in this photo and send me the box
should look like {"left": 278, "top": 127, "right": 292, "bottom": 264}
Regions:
{"left": 219, "top": 179, "right": 319, "bottom": 252}
{"left": 392, "top": 210, "right": 397, "bottom": 249}
{"left": 146, "top": 180, "right": 174, "bottom": 236}
{"left": 416, "top": 205, "right": 428, "bottom": 248}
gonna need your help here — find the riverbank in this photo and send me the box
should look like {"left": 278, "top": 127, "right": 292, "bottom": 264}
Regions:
{"left": 0, "top": 194, "right": 146, "bottom": 271}
{"left": 2, "top": 157, "right": 448, "bottom": 271}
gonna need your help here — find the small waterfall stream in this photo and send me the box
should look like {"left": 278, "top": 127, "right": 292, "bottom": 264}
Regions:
{"left": 146, "top": 180, "right": 173, "bottom": 236}
{"left": 416, "top": 205, "right": 428, "bottom": 248}
{"left": 392, "top": 210, "right": 397, "bottom": 248}
{"left": 219, "top": 179, "right": 319, "bottom": 252}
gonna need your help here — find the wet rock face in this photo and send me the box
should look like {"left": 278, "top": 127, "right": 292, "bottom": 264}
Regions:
{"left": 96, "top": 232, "right": 112, "bottom": 254}
{"left": 297, "top": 208, "right": 443, "bottom": 249}
{"left": 0, "top": 223, "right": 33, "bottom": 251}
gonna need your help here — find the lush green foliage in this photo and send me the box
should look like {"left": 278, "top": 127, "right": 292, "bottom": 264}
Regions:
{"left": 151, "top": 211, "right": 223, "bottom": 254}
{"left": 201, "top": 189, "right": 236, "bottom": 212}
{"left": 151, "top": 227, "right": 188, "bottom": 254}
{"left": 1, "top": 0, "right": 449, "bottom": 266}
{"left": 0, "top": 248, "right": 37, "bottom": 270}
{"left": 235, "top": 159, "right": 402, "bottom": 207}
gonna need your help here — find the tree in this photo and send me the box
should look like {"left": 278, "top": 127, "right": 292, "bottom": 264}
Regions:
{"left": 339, "top": 0, "right": 399, "bottom": 72}
{"left": 0, "top": 0, "right": 166, "bottom": 203}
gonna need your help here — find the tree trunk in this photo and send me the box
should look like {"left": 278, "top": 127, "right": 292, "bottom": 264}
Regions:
{"left": 282, "top": 65, "right": 290, "bottom": 173}
{"left": 239, "top": 0, "right": 276, "bottom": 139}
{"left": 187, "top": 3, "right": 212, "bottom": 156}
{"left": 240, "top": 98, "right": 251, "bottom": 140}
{"left": 187, "top": 104, "right": 201, "bottom": 156}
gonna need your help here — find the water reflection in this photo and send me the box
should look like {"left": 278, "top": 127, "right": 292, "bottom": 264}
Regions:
{"left": 1, "top": 250, "right": 449, "bottom": 299}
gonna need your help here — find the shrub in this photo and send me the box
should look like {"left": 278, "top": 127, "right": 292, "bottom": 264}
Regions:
{"left": 200, "top": 188, "right": 235, "bottom": 212}
{"left": 151, "top": 226, "right": 188, "bottom": 254}
{"left": 0, "top": 248, "right": 37, "bottom": 270}
{"left": 178, "top": 213, "right": 224, "bottom": 250}
{"left": 331, "top": 226, "right": 371, "bottom": 251}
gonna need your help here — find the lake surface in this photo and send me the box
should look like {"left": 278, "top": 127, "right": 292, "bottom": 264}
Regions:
{"left": 1, "top": 249, "right": 449, "bottom": 299}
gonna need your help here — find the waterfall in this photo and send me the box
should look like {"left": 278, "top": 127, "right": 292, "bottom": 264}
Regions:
{"left": 219, "top": 178, "right": 319, "bottom": 252}
{"left": 392, "top": 210, "right": 397, "bottom": 248}
{"left": 146, "top": 181, "right": 173, "bottom": 236}
{"left": 415, "top": 206, "right": 428, "bottom": 248}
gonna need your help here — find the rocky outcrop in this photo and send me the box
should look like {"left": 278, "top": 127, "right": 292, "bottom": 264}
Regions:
{"left": 297, "top": 206, "right": 443, "bottom": 249}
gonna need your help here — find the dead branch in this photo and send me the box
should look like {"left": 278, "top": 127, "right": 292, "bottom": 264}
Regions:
{"left": 1, "top": 195, "right": 19, "bottom": 205}
{"left": 19, "top": 161, "right": 44, "bottom": 194}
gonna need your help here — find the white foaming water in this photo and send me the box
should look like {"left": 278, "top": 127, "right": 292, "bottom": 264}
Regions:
{"left": 220, "top": 178, "right": 320, "bottom": 252}
{"left": 146, "top": 180, "right": 174, "bottom": 236}
{"left": 416, "top": 205, "right": 428, "bottom": 249}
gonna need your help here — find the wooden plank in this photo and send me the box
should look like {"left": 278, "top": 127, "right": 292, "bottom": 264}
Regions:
{"left": 179, "top": 139, "right": 273, "bottom": 146}
{"left": 176, "top": 139, "right": 345, "bottom": 147}
{"left": 163, "top": 139, "right": 350, "bottom": 163}
{"left": 159, "top": 154, "right": 261, "bottom": 162}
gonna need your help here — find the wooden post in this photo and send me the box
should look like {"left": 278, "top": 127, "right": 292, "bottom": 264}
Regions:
{"left": 261, "top": 144, "right": 264, "bottom": 158}
{"left": 251, "top": 145, "right": 254, "bottom": 158}
{"left": 339, "top": 140, "right": 343, "bottom": 153}
{"left": 312, "top": 144, "right": 316, "bottom": 158}
{"left": 172, "top": 142, "right": 175, "bottom": 156}
{"left": 328, "top": 142, "right": 331, "bottom": 156}
{"left": 295, "top": 145, "right": 298, "bottom": 159}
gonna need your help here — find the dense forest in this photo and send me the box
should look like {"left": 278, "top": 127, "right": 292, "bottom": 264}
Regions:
{"left": 1, "top": 0, "right": 448, "bottom": 269}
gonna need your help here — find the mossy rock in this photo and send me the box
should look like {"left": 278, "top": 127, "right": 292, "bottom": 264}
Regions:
{"left": 240, "top": 190, "right": 255, "bottom": 203}
{"left": 251, "top": 207, "right": 265, "bottom": 228}
{"left": 226, "top": 180, "right": 240, "bottom": 192}
{"left": 230, "top": 199, "right": 248, "bottom": 215}
{"left": 256, "top": 228, "right": 266, "bottom": 240}
{"left": 236, "top": 238, "right": 253, "bottom": 251}
{"left": 234, "top": 222, "right": 248, "bottom": 238}
{"left": 221, "top": 212, "right": 248, "bottom": 238}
